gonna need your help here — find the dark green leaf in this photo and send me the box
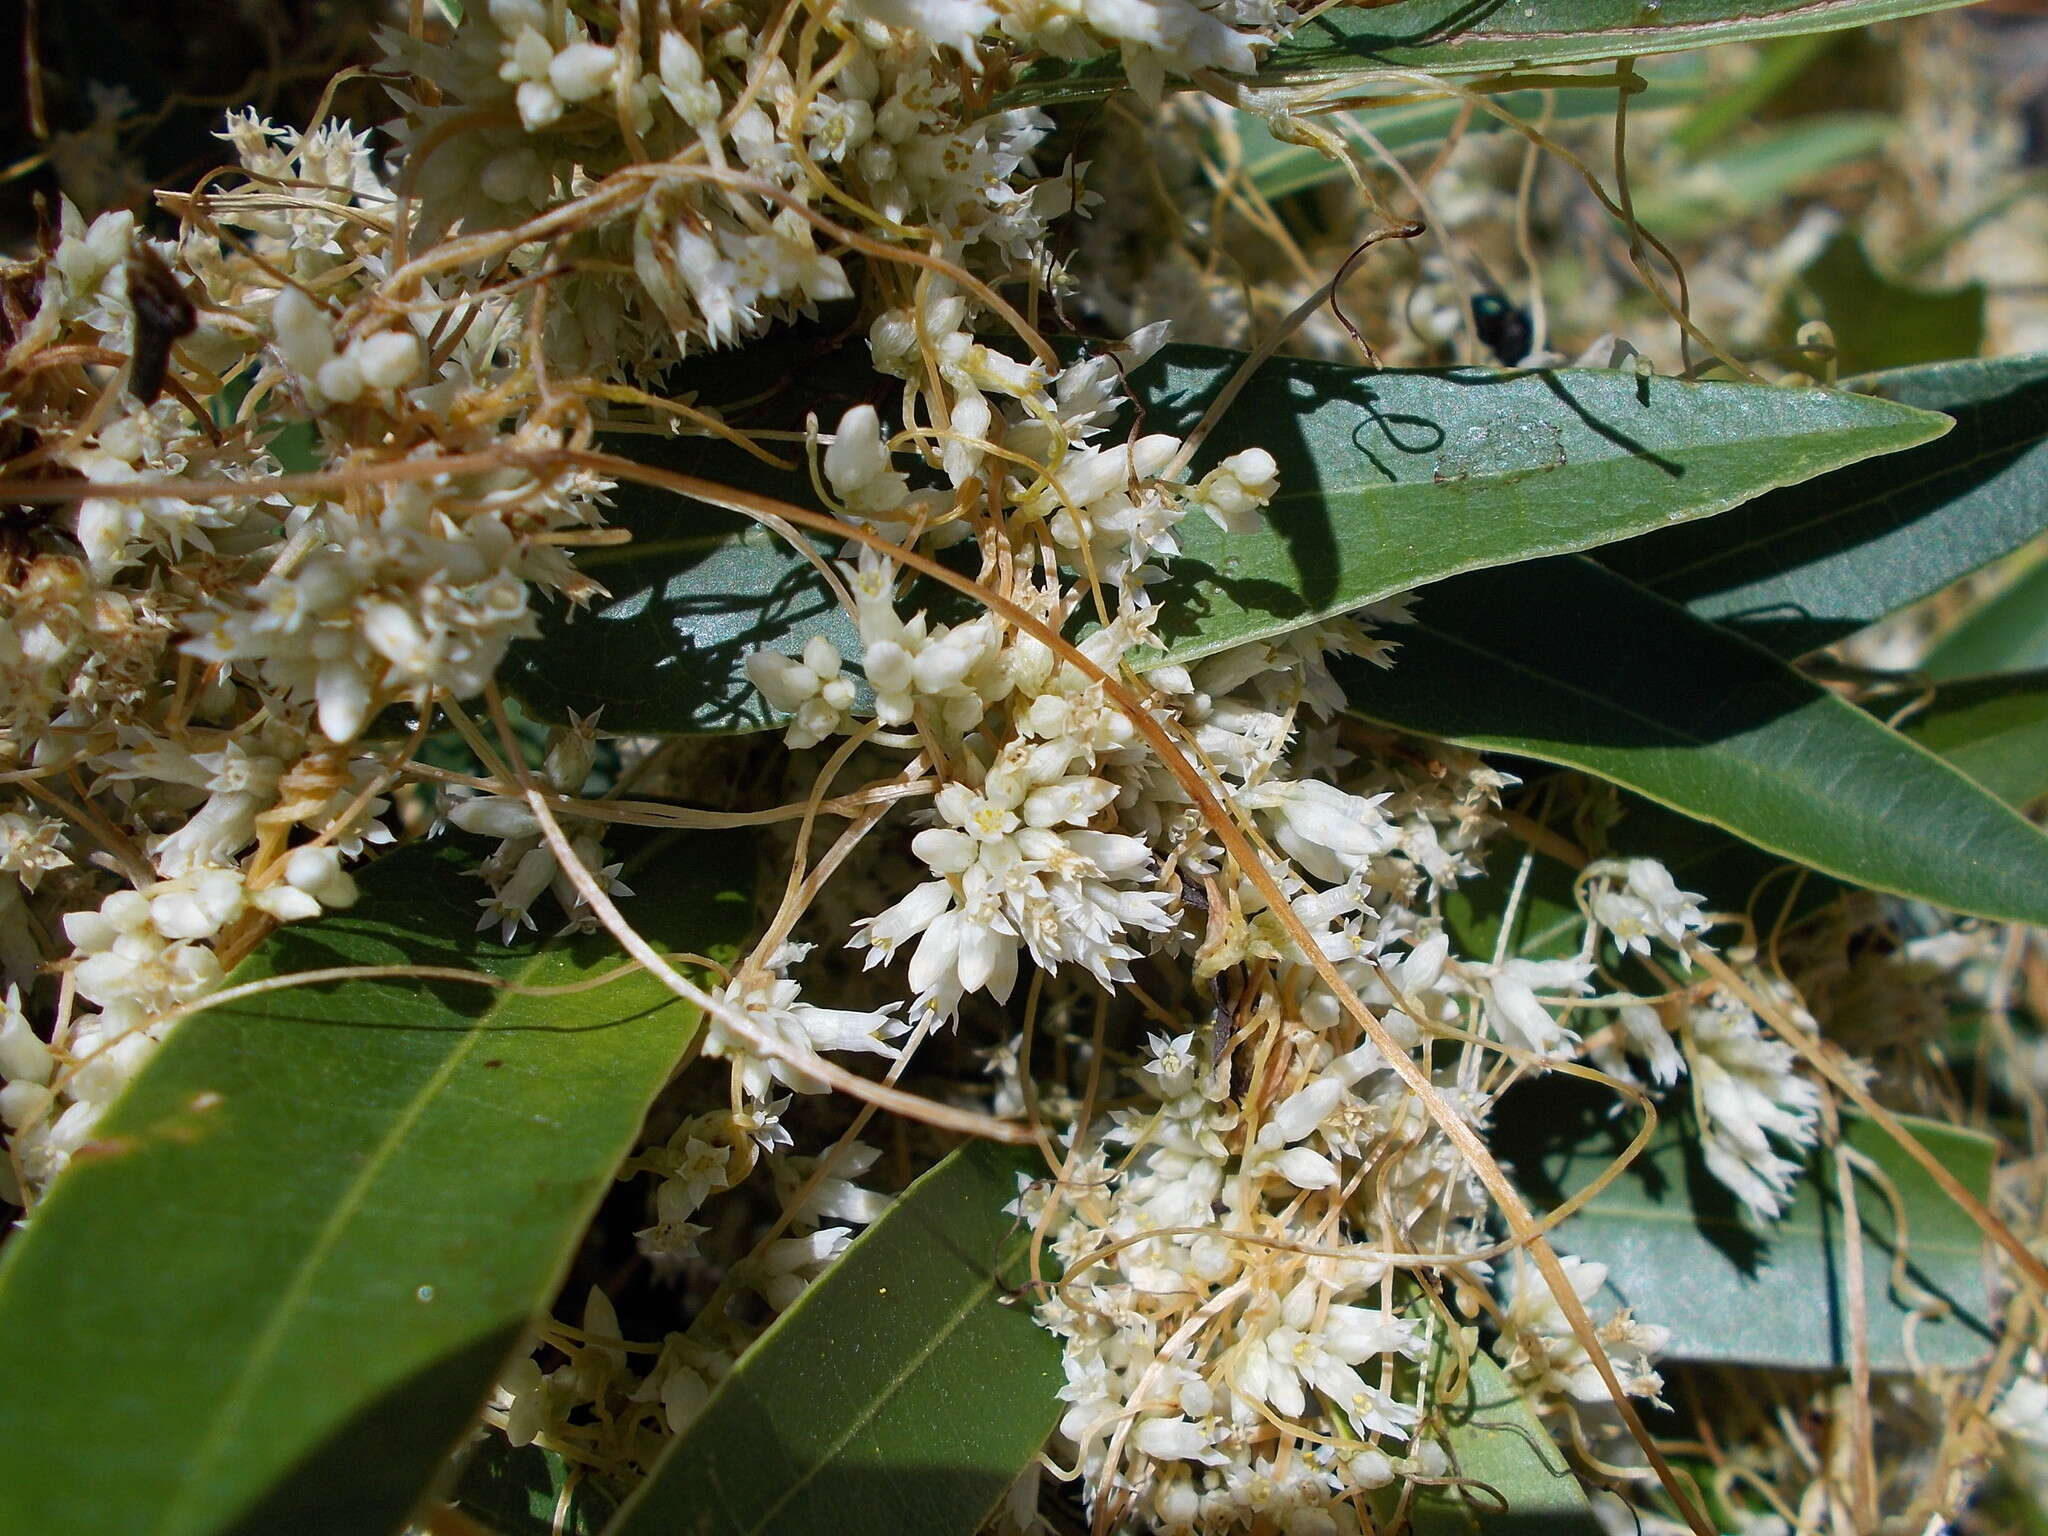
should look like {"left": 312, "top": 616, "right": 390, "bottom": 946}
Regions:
{"left": 1339, "top": 557, "right": 2048, "bottom": 926}
{"left": 1410, "top": 1346, "right": 1601, "bottom": 1535}
{"left": 1874, "top": 670, "right": 2048, "bottom": 810}
{"left": 1788, "top": 231, "right": 1986, "bottom": 377}
{"left": 607, "top": 1141, "right": 1060, "bottom": 1536}
{"left": 1602, "top": 352, "right": 2048, "bottom": 658}
{"left": 0, "top": 837, "right": 750, "bottom": 1536}
{"left": 514, "top": 346, "right": 1943, "bottom": 729}
{"left": 1924, "top": 559, "right": 2048, "bottom": 679}
{"left": 1496, "top": 1084, "right": 1997, "bottom": 1370}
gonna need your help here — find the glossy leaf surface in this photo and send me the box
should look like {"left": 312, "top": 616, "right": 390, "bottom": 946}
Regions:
{"left": 1339, "top": 558, "right": 2048, "bottom": 927}
{"left": 0, "top": 837, "right": 749, "bottom": 1536}
{"left": 1497, "top": 1086, "right": 1996, "bottom": 1369}
{"left": 1603, "top": 352, "right": 2048, "bottom": 657}
{"left": 607, "top": 1140, "right": 1061, "bottom": 1536}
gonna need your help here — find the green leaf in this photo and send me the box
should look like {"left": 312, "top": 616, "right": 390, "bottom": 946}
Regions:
{"left": 1234, "top": 55, "right": 1709, "bottom": 202}
{"left": 1495, "top": 1084, "right": 1997, "bottom": 1370}
{"left": 1409, "top": 1345, "right": 1601, "bottom": 1536}
{"left": 1002, "top": 0, "right": 1979, "bottom": 105}
{"left": 450, "top": 1441, "right": 619, "bottom": 1536}
{"left": 1925, "top": 557, "right": 2048, "bottom": 679}
{"left": 1788, "top": 231, "right": 1987, "bottom": 378}
{"left": 1338, "top": 557, "right": 2048, "bottom": 927}
{"left": 1874, "top": 670, "right": 2048, "bottom": 810}
{"left": 1127, "top": 349, "right": 1945, "bottom": 667}
{"left": 514, "top": 345, "right": 1944, "bottom": 730}
{"left": 1602, "top": 352, "right": 2048, "bottom": 658}
{"left": 607, "top": 1141, "right": 1060, "bottom": 1536}
{"left": 0, "top": 837, "right": 751, "bottom": 1536}
{"left": 1254, "top": 0, "right": 1980, "bottom": 82}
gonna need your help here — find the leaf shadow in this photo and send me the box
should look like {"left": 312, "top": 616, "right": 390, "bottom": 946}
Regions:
{"left": 1600, "top": 361, "right": 2048, "bottom": 659}
{"left": 215, "top": 1324, "right": 528, "bottom": 1536}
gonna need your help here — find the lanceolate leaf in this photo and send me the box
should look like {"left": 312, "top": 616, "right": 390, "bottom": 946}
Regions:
{"left": 1234, "top": 54, "right": 1709, "bottom": 202}
{"left": 1002, "top": 0, "right": 1978, "bottom": 105}
{"left": 1126, "top": 348, "right": 1944, "bottom": 668}
{"left": 1925, "top": 559, "right": 2048, "bottom": 679}
{"left": 1255, "top": 0, "right": 1979, "bottom": 82}
{"left": 510, "top": 345, "right": 1943, "bottom": 730}
{"left": 1443, "top": 667, "right": 2048, "bottom": 966}
{"left": 0, "top": 837, "right": 750, "bottom": 1536}
{"left": 607, "top": 1140, "right": 1060, "bottom": 1536}
{"left": 1602, "top": 352, "right": 2048, "bottom": 657}
{"left": 1338, "top": 557, "right": 2048, "bottom": 927}
{"left": 1496, "top": 1085, "right": 1997, "bottom": 1370}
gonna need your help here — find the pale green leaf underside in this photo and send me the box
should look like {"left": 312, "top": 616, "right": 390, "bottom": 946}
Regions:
{"left": 0, "top": 838, "right": 750, "bottom": 1536}
{"left": 1338, "top": 557, "right": 2048, "bottom": 928}
{"left": 1002, "top": 0, "right": 1979, "bottom": 106}
{"left": 608, "top": 1141, "right": 1061, "bottom": 1536}
{"left": 509, "top": 346, "right": 1943, "bottom": 732}
{"left": 1498, "top": 1097, "right": 1996, "bottom": 1369}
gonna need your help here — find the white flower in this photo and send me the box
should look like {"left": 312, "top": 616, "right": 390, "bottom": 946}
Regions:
{"left": 847, "top": 0, "right": 996, "bottom": 57}
{"left": 1686, "top": 991, "right": 1821, "bottom": 1220}
{"left": 822, "top": 405, "right": 911, "bottom": 518}
{"left": 1238, "top": 779, "right": 1396, "bottom": 886}
{"left": 702, "top": 967, "right": 904, "bottom": 1100}
{"left": 745, "top": 636, "right": 859, "bottom": 748}
{"left": 1192, "top": 448, "right": 1279, "bottom": 534}
{"left": 1589, "top": 858, "right": 1709, "bottom": 957}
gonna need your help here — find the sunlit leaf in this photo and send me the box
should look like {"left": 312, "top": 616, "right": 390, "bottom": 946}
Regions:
{"left": 1002, "top": 0, "right": 1979, "bottom": 106}
{"left": 0, "top": 837, "right": 750, "bottom": 1536}
{"left": 1408, "top": 1346, "right": 1602, "bottom": 1535}
{"left": 1234, "top": 55, "right": 1708, "bottom": 202}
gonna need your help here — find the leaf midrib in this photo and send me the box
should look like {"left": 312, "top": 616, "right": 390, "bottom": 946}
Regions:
{"left": 1265, "top": 0, "right": 1948, "bottom": 76}
{"left": 160, "top": 935, "right": 572, "bottom": 1535}
{"left": 1348, "top": 570, "right": 2048, "bottom": 913}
